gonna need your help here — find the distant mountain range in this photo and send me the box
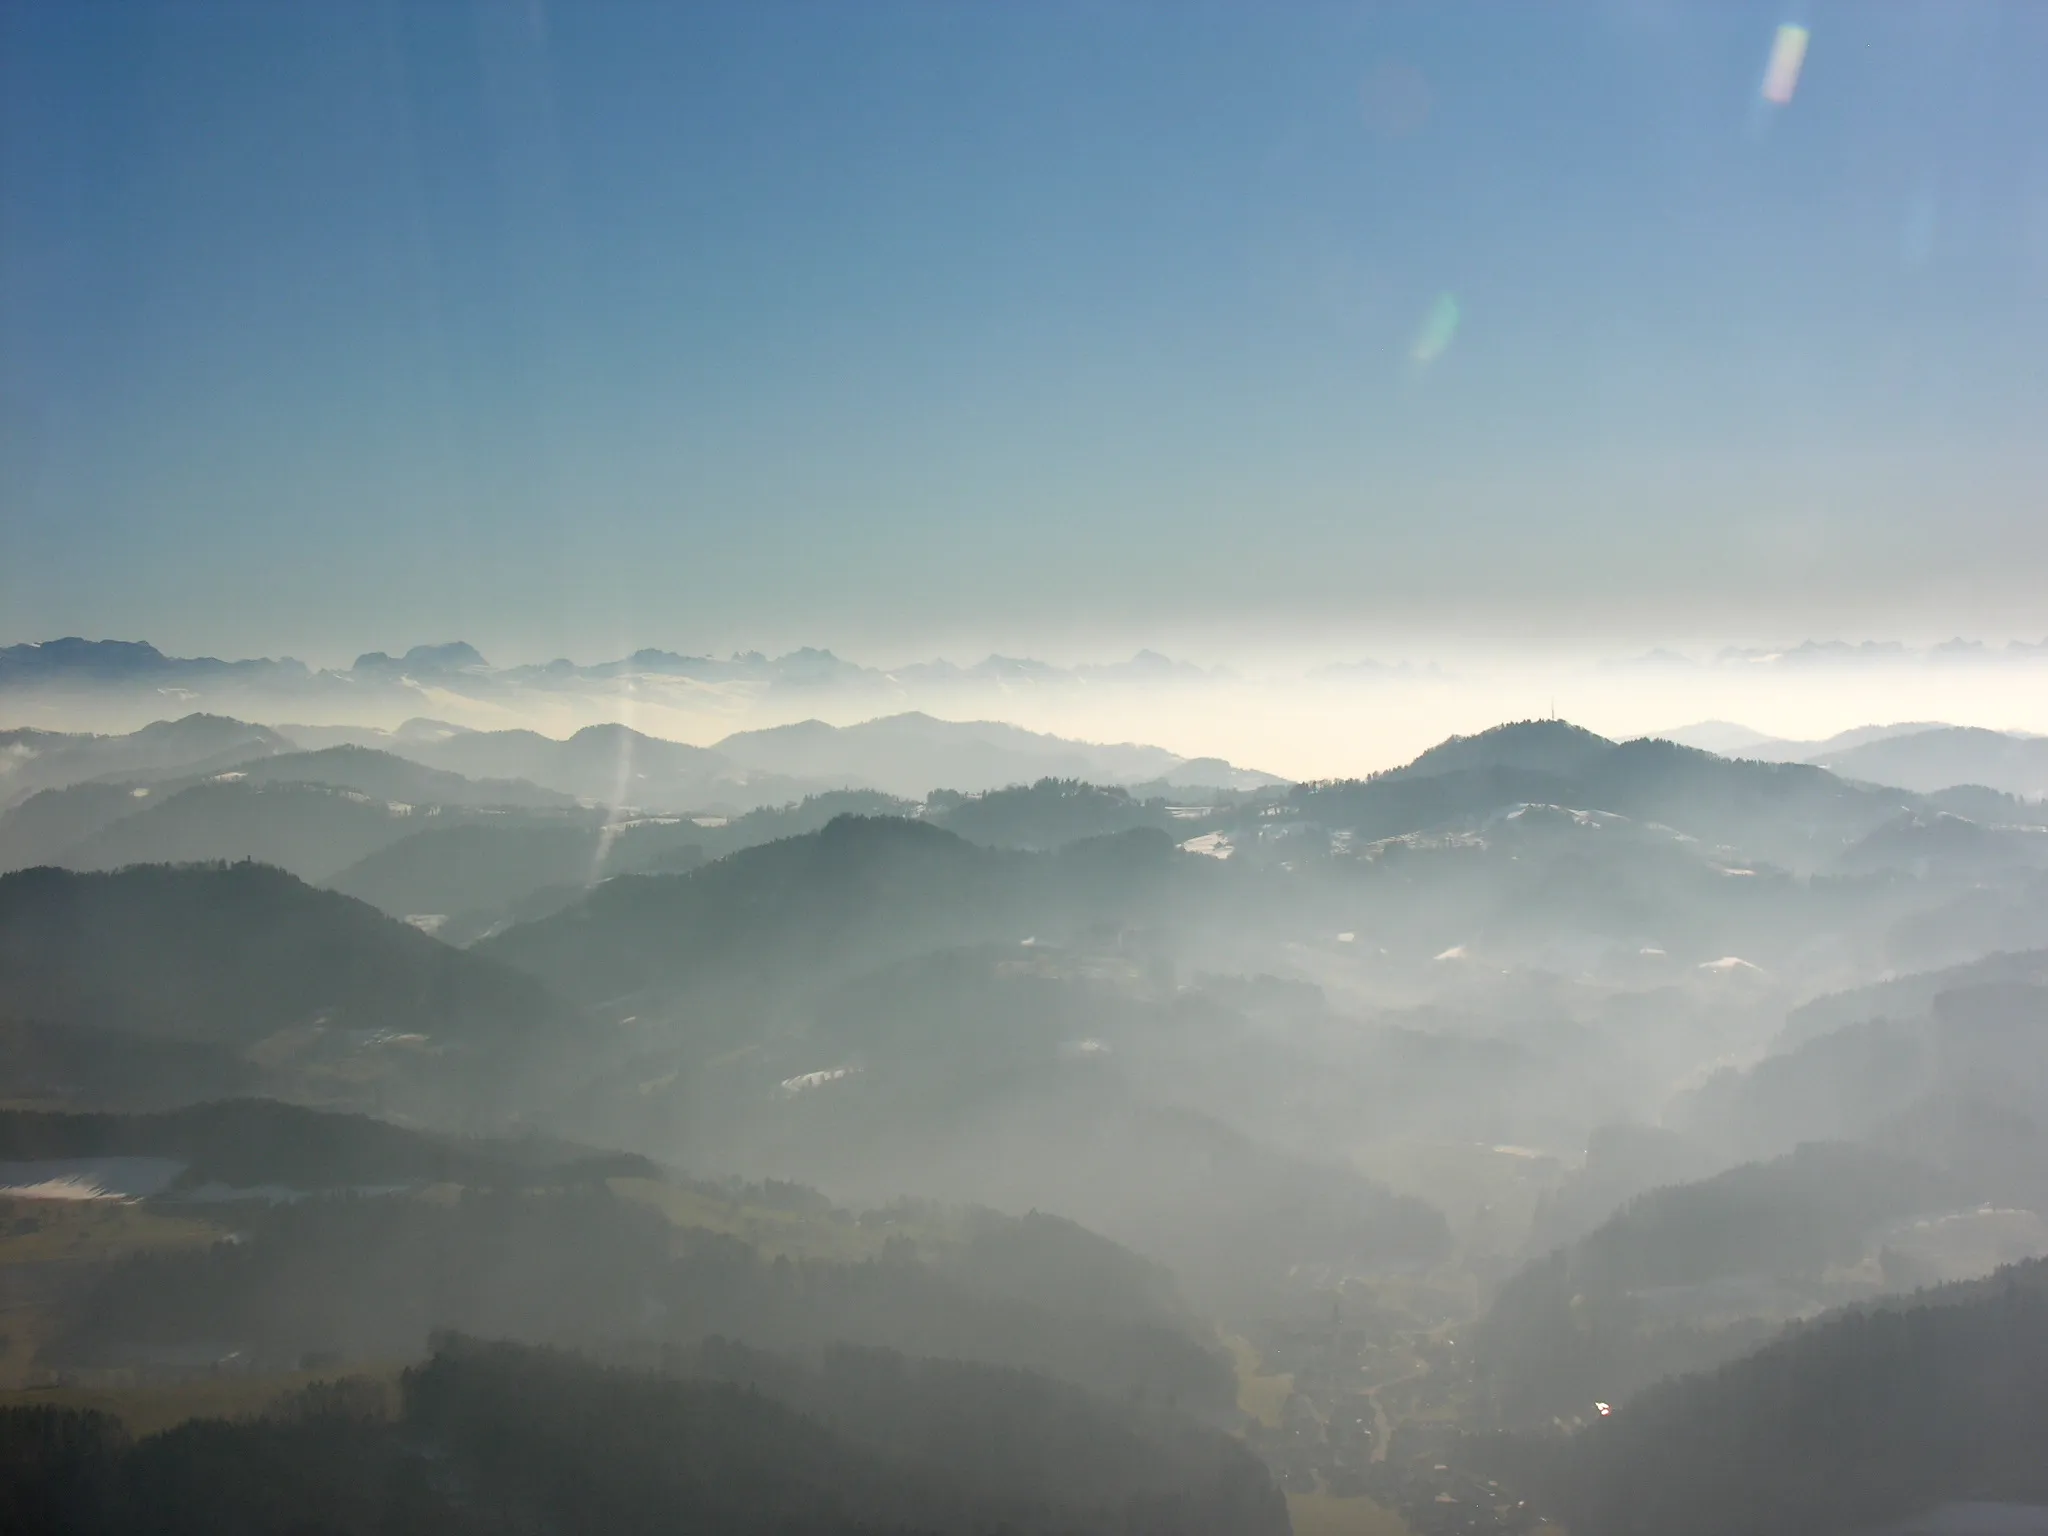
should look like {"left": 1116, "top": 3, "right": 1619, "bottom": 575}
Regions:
{"left": 1625, "top": 637, "right": 2048, "bottom": 669}
{"left": 297, "top": 712, "right": 1279, "bottom": 803}
{"left": 0, "top": 636, "right": 1233, "bottom": 710}
{"left": 1660, "top": 721, "right": 2048, "bottom": 798}
{"left": 8, "top": 633, "right": 2045, "bottom": 719}
{"left": 1, "top": 708, "right": 1279, "bottom": 822}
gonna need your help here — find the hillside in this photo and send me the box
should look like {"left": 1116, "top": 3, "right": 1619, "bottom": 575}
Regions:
{"left": 1780, "top": 949, "right": 2048, "bottom": 1049}
{"left": 0, "top": 862, "right": 573, "bottom": 1053}
{"left": 0, "top": 1334, "right": 1287, "bottom": 1536}
{"left": 1549, "top": 1257, "right": 2048, "bottom": 1536}
{"left": 1476, "top": 1142, "right": 1968, "bottom": 1424}
{"left": 713, "top": 712, "right": 1203, "bottom": 796}
{"left": 480, "top": 814, "right": 1202, "bottom": 1007}
{"left": 1815, "top": 727, "right": 2048, "bottom": 799}
{"left": 1681, "top": 982, "right": 2048, "bottom": 1180}
{"left": 1386, "top": 719, "right": 1616, "bottom": 781}
{"left": 1836, "top": 811, "right": 2048, "bottom": 877}
{"left": 406, "top": 722, "right": 821, "bottom": 812}
{"left": 927, "top": 778, "right": 1180, "bottom": 849}
{"left": 325, "top": 817, "right": 706, "bottom": 938}
{"left": 0, "top": 783, "right": 146, "bottom": 872}
{"left": 10, "top": 1144, "right": 1241, "bottom": 1417}
{"left": 1285, "top": 723, "right": 1919, "bottom": 871}
{"left": 228, "top": 745, "right": 575, "bottom": 809}
{"left": 0, "top": 1100, "right": 649, "bottom": 1193}
{"left": 52, "top": 781, "right": 436, "bottom": 883}
{"left": 0, "top": 714, "right": 291, "bottom": 806}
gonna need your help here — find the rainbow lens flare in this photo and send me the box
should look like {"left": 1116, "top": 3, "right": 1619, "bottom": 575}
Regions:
{"left": 1761, "top": 24, "right": 1809, "bottom": 105}
{"left": 1411, "top": 293, "right": 1461, "bottom": 363}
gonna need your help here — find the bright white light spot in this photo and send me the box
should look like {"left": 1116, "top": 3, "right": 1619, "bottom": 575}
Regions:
{"left": 779, "top": 1067, "right": 851, "bottom": 1096}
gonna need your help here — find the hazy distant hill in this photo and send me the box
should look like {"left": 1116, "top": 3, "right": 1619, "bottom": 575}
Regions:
{"left": 5, "top": 701, "right": 1279, "bottom": 816}
{"left": 1814, "top": 726, "right": 2048, "bottom": 798}
{"left": 1682, "top": 980, "right": 2048, "bottom": 1193}
{"left": 1525, "top": 1122, "right": 1726, "bottom": 1255}
{"left": 926, "top": 779, "right": 1180, "bottom": 849}
{"left": 0, "top": 781, "right": 145, "bottom": 871}
{"left": 0, "top": 712, "right": 292, "bottom": 806}
{"left": 480, "top": 815, "right": 1204, "bottom": 1008}
{"left": 401, "top": 721, "right": 824, "bottom": 812}
{"left": 1836, "top": 810, "right": 2048, "bottom": 877}
{"left": 713, "top": 712, "right": 1275, "bottom": 797}
{"left": 1655, "top": 721, "right": 2048, "bottom": 798}
{"left": 300, "top": 711, "right": 1257, "bottom": 814}
{"left": 1922, "top": 783, "right": 2048, "bottom": 826}
{"left": 1886, "top": 870, "right": 2048, "bottom": 971}
{"left": 1780, "top": 949, "right": 2048, "bottom": 1049}
{"left": 0, "top": 755, "right": 581, "bottom": 882}
{"left": 326, "top": 817, "right": 708, "bottom": 941}
{"left": 1655, "top": 720, "right": 1796, "bottom": 755}
{"left": 1674, "top": 1018, "right": 1935, "bottom": 1160}
{"left": 55, "top": 780, "right": 439, "bottom": 883}
{"left": 1289, "top": 722, "right": 1919, "bottom": 871}
{"left": 328, "top": 787, "right": 1188, "bottom": 942}
{"left": 229, "top": 745, "right": 576, "bottom": 809}
{"left": 1656, "top": 721, "right": 1952, "bottom": 761}
{"left": 695, "top": 790, "right": 919, "bottom": 851}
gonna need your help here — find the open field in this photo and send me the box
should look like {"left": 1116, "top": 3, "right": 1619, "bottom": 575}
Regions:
{"left": 1225, "top": 1331, "right": 1295, "bottom": 1427}
{"left": 1287, "top": 1491, "right": 1416, "bottom": 1536}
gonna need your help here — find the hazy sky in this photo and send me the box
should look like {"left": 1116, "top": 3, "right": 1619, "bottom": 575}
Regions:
{"left": 4, "top": 1, "right": 2045, "bottom": 665}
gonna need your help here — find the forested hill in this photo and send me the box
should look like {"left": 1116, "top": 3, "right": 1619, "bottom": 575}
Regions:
{"left": 0, "top": 1100, "right": 651, "bottom": 1192}
{"left": 1282, "top": 722, "right": 1919, "bottom": 870}
{"left": 1549, "top": 1257, "right": 2048, "bottom": 1536}
{"left": 479, "top": 813, "right": 1206, "bottom": 1005}
{"left": 1476, "top": 1142, "right": 1968, "bottom": 1423}
{"left": 0, "top": 861, "right": 573, "bottom": 1047}
{"left": 0, "top": 1333, "right": 1288, "bottom": 1536}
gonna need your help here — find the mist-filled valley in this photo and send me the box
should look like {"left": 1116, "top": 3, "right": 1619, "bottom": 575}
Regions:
{"left": 6, "top": 667, "right": 2048, "bottom": 1536}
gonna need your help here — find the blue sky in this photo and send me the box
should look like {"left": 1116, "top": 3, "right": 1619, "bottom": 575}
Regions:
{"left": 3, "top": 1, "right": 2044, "bottom": 664}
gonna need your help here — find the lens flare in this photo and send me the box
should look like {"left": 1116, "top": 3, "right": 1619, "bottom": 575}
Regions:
{"left": 1761, "top": 24, "right": 1809, "bottom": 105}
{"left": 1411, "top": 293, "right": 1460, "bottom": 363}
